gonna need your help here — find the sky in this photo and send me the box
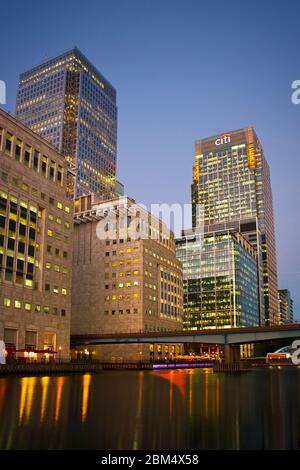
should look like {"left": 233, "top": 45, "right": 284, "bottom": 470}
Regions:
{"left": 1, "top": 0, "right": 299, "bottom": 317}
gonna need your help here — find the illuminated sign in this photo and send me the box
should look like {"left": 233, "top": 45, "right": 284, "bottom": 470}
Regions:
{"left": 215, "top": 134, "right": 231, "bottom": 146}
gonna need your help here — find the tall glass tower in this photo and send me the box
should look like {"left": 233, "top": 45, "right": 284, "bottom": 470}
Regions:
{"left": 16, "top": 48, "right": 117, "bottom": 199}
{"left": 191, "top": 127, "right": 279, "bottom": 325}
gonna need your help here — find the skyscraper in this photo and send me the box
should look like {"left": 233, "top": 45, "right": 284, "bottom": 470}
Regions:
{"left": 16, "top": 48, "right": 117, "bottom": 199}
{"left": 191, "top": 127, "right": 279, "bottom": 325}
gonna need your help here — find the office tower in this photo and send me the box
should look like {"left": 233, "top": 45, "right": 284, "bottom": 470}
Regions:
{"left": 0, "top": 109, "right": 72, "bottom": 360}
{"left": 71, "top": 195, "right": 183, "bottom": 361}
{"left": 278, "top": 289, "right": 294, "bottom": 324}
{"left": 16, "top": 48, "right": 117, "bottom": 199}
{"left": 191, "top": 127, "right": 279, "bottom": 325}
{"left": 176, "top": 229, "right": 259, "bottom": 329}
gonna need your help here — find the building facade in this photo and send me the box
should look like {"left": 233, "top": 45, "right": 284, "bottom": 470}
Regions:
{"left": 0, "top": 109, "right": 72, "bottom": 360}
{"left": 16, "top": 48, "right": 117, "bottom": 199}
{"left": 278, "top": 289, "right": 294, "bottom": 324}
{"left": 176, "top": 229, "right": 259, "bottom": 330}
{"left": 72, "top": 196, "right": 183, "bottom": 361}
{"left": 191, "top": 127, "right": 279, "bottom": 325}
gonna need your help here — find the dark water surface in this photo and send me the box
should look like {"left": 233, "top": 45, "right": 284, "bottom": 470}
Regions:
{"left": 0, "top": 368, "right": 299, "bottom": 449}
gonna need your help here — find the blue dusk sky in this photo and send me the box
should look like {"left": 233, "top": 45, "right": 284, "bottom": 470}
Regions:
{"left": 1, "top": 0, "right": 299, "bottom": 317}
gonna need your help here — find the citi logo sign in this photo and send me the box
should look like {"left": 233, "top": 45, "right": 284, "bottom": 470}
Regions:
{"left": 215, "top": 134, "right": 231, "bottom": 146}
{"left": 0, "top": 80, "right": 6, "bottom": 104}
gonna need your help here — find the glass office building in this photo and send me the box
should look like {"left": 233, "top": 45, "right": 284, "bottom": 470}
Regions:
{"left": 278, "top": 289, "right": 294, "bottom": 324}
{"left": 16, "top": 48, "right": 117, "bottom": 199}
{"left": 176, "top": 230, "right": 259, "bottom": 329}
{"left": 191, "top": 127, "right": 279, "bottom": 325}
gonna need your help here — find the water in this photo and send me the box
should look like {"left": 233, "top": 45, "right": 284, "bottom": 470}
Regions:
{"left": 0, "top": 368, "right": 299, "bottom": 450}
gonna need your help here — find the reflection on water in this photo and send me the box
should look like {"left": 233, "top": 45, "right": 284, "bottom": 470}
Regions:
{"left": 0, "top": 368, "right": 300, "bottom": 449}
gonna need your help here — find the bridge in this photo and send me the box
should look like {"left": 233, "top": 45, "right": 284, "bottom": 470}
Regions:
{"left": 71, "top": 324, "right": 300, "bottom": 363}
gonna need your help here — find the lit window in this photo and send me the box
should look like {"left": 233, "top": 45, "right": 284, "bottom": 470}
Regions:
{"left": 54, "top": 265, "right": 60, "bottom": 272}
{"left": 57, "top": 201, "right": 63, "bottom": 210}
{"left": 15, "top": 300, "right": 22, "bottom": 309}
{"left": 35, "top": 304, "right": 41, "bottom": 312}
{"left": 25, "top": 303, "right": 31, "bottom": 311}
{"left": 53, "top": 286, "right": 59, "bottom": 294}
{"left": 3, "top": 297, "right": 10, "bottom": 307}
{"left": 118, "top": 283, "right": 124, "bottom": 288}
{"left": 64, "top": 205, "right": 70, "bottom": 213}
{"left": 47, "top": 229, "right": 53, "bottom": 237}
{"left": 45, "top": 262, "right": 51, "bottom": 269}
{"left": 61, "top": 288, "right": 67, "bottom": 295}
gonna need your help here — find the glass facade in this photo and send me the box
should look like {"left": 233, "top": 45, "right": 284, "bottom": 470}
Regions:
{"left": 16, "top": 48, "right": 117, "bottom": 199}
{"left": 176, "top": 230, "right": 259, "bottom": 329}
{"left": 191, "top": 127, "right": 279, "bottom": 325}
{"left": 278, "top": 289, "right": 294, "bottom": 324}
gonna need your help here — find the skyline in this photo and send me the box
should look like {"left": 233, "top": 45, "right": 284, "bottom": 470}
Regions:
{"left": 0, "top": 0, "right": 299, "bottom": 316}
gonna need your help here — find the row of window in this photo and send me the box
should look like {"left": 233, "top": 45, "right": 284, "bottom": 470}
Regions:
{"left": 45, "top": 262, "right": 68, "bottom": 274}
{"left": 0, "top": 128, "right": 65, "bottom": 186}
{"left": 105, "top": 293, "right": 139, "bottom": 301}
{"left": 104, "top": 270, "right": 139, "bottom": 278}
{"left": 3, "top": 297, "right": 66, "bottom": 316}
{"left": 105, "top": 247, "right": 139, "bottom": 255}
{"left": 46, "top": 244, "right": 68, "bottom": 259}
{"left": 44, "top": 284, "right": 67, "bottom": 295}
{"left": 105, "top": 281, "right": 139, "bottom": 289}
{"left": 104, "top": 308, "right": 138, "bottom": 315}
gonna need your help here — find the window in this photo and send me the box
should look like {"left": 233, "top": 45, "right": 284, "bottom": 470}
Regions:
{"left": 47, "top": 229, "right": 53, "bottom": 237}
{"left": 25, "top": 303, "right": 31, "bottom": 311}
{"left": 24, "top": 145, "right": 31, "bottom": 167}
{"left": 57, "top": 201, "right": 63, "bottom": 210}
{"left": 61, "top": 309, "right": 66, "bottom": 317}
{"left": 64, "top": 205, "right": 70, "bottom": 214}
{"left": 33, "top": 150, "right": 39, "bottom": 171}
{"left": 5, "top": 133, "right": 13, "bottom": 156}
{"left": 45, "top": 283, "right": 50, "bottom": 291}
{"left": 57, "top": 165, "right": 63, "bottom": 183}
{"left": 61, "top": 288, "right": 67, "bottom": 295}
{"left": 15, "top": 139, "right": 22, "bottom": 161}
{"left": 44, "top": 306, "right": 50, "bottom": 314}
{"left": 49, "top": 160, "right": 55, "bottom": 181}
{"left": 53, "top": 286, "right": 59, "bottom": 294}
{"left": 35, "top": 304, "right": 41, "bottom": 312}
{"left": 3, "top": 297, "right": 10, "bottom": 307}
{"left": 42, "top": 156, "right": 48, "bottom": 175}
